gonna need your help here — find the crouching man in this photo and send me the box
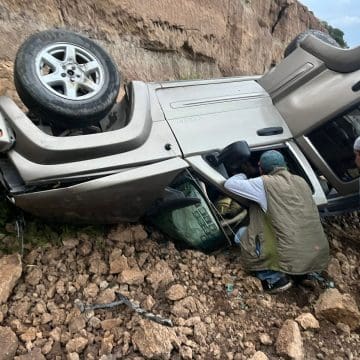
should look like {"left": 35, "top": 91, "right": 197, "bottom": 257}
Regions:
{"left": 224, "top": 150, "right": 329, "bottom": 293}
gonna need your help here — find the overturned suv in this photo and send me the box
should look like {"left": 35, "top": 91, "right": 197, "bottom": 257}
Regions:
{"left": 0, "top": 29, "right": 359, "bottom": 251}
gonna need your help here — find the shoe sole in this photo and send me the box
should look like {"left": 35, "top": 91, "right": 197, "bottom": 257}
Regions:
{"left": 267, "top": 280, "right": 293, "bottom": 294}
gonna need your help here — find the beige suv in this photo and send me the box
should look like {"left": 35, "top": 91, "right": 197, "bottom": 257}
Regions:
{"left": 0, "top": 29, "right": 358, "bottom": 249}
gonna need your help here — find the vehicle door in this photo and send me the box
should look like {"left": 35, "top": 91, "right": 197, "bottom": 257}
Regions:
{"left": 258, "top": 40, "right": 360, "bottom": 213}
{"left": 185, "top": 140, "right": 328, "bottom": 242}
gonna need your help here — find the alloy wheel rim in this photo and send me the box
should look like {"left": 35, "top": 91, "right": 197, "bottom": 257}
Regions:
{"left": 35, "top": 42, "right": 105, "bottom": 100}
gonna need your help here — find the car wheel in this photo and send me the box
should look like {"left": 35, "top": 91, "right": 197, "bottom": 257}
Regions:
{"left": 14, "top": 29, "right": 121, "bottom": 129}
{"left": 284, "top": 29, "right": 339, "bottom": 58}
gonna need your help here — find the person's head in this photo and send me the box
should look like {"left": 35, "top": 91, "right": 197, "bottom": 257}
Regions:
{"left": 259, "top": 150, "right": 286, "bottom": 175}
{"left": 239, "top": 160, "right": 259, "bottom": 178}
{"left": 354, "top": 136, "right": 360, "bottom": 168}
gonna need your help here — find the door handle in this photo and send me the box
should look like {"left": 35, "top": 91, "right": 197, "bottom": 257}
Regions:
{"left": 257, "top": 127, "right": 284, "bottom": 136}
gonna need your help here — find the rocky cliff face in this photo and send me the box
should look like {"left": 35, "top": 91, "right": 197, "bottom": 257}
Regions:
{"left": 0, "top": 0, "right": 323, "bottom": 99}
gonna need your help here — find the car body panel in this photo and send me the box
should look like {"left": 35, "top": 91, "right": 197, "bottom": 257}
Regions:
{"left": 258, "top": 48, "right": 325, "bottom": 102}
{"left": 7, "top": 120, "right": 182, "bottom": 184}
{"left": 259, "top": 39, "right": 360, "bottom": 198}
{"left": 0, "top": 111, "right": 15, "bottom": 151}
{"left": 274, "top": 67, "right": 360, "bottom": 138}
{"left": 259, "top": 47, "right": 360, "bottom": 138}
{"left": 0, "top": 81, "right": 153, "bottom": 164}
{"left": 299, "top": 34, "right": 360, "bottom": 73}
{"left": 156, "top": 79, "right": 292, "bottom": 156}
{"left": 13, "top": 157, "right": 189, "bottom": 223}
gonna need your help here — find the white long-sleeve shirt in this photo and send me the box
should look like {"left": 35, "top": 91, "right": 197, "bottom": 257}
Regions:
{"left": 224, "top": 174, "right": 268, "bottom": 212}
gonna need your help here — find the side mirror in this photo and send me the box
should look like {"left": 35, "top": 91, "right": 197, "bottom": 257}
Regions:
{"left": 215, "top": 141, "right": 251, "bottom": 166}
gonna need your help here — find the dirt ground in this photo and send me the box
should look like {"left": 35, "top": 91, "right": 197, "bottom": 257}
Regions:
{"left": 0, "top": 212, "right": 359, "bottom": 360}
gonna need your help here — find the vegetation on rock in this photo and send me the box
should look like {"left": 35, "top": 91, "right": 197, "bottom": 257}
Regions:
{"left": 321, "top": 21, "right": 348, "bottom": 48}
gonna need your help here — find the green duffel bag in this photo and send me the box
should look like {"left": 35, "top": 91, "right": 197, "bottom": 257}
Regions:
{"left": 152, "top": 180, "right": 226, "bottom": 252}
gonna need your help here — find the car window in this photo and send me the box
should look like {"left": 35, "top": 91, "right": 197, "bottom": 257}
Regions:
{"left": 225, "top": 146, "right": 314, "bottom": 192}
{"left": 307, "top": 105, "right": 360, "bottom": 182}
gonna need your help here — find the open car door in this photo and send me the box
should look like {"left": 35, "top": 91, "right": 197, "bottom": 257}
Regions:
{"left": 258, "top": 34, "right": 360, "bottom": 214}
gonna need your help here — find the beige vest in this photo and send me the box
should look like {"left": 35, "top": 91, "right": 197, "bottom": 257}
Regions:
{"left": 240, "top": 168, "right": 329, "bottom": 274}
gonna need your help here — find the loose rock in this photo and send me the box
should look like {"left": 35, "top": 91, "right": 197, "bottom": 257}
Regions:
{"left": 0, "top": 326, "right": 18, "bottom": 360}
{"left": 65, "top": 337, "right": 88, "bottom": 353}
{"left": 109, "top": 251, "right": 128, "bottom": 274}
{"left": 119, "top": 268, "right": 144, "bottom": 285}
{"left": 250, "top": 352, "right": 269, "bottom": 360}
{"left": 68, "top": 316, "right": 86, "bottom": 333}
{"left": 314, "top": 289, "right": 360, "bottom": 330}
{"left": 179, "top": 345, "right": 193, "bottom": 359}
{"left": 25, "top": 268, "right": 42, "bottom": 287}
{"left": 0, "top": 254, "right": 22, "bottom": 304}
{"left": 14, "top": 347, "right": 45, "bottom": 360}
{"left": 101, "top": 318, "right": 122, "bottom": 331}
{"left": 259, "top": 333, "right": 272, "bottom": 345}
{"left": 132, "top": 320, "right": 179, "bottom": 359}
{"left": 147, "top": 260, "right": 174, "bottom": 290}
{"left": 295, "top": 313, "right": 320, "bottom": 330}
{"left": 166, "top": 284, "right": 187, "bottom": 301}
{"left": 276, "top": 319, "right": 304, "bottom": 360}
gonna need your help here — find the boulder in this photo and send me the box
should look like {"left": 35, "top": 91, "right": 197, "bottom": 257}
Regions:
{"left": 119, "top": 268, "right": 144, "bottom": 285}
{"left": 0, "top": 254, "right": 22, "bottom": 304}
{"left": 326, "top": 258, "right": 344, "bottom": 285}
{"left": 25, "top": 267, "right": 42, "bottom": 286}
{"left": 62, "top": 237, "right": 79, "bottom": 249}
{"left": 83, "top": 283, "right": 99, "bottom": 298}
{"left": 166, "top": 284, "right": 187, "bottom": 301}
{"left": 295, "top": 313, "right": 320, "bottom": 330}
{"left": 336, "top": 322, "right": 351, "bottom": 335}
{"left": 67, "top": 354, "right": 80, "bottom": 360}
{"left": 242, "top": 276, "right": 263, "bottom": 293}
{"left": 179, "top": 345, "right": 193, "bottom": 360}
{"left": 171, "top": 296, "right": 199, "bottom": 318}
{"left": 314, "top": 289, "right": 360, "bottom": 330}
{"left": 142, "top": 295, "right": 156, "bottom": 310}
{"left": 19, "top": 326, "right": 37, "bottom": 342}
{"left": 99, "top": 334, "right": 114, "bottom": 356}
{"left": 0, "top": 326, "right": 18, "bottom": 360}
{"left": 276, "top": 320, "right": 304, "bottom": 360}
{"left": 108, "top": 226, "right": 133, "bottom": 243}
{"left": 132, "top": 320, "right": 179, "bottom": 359}
{"left": 250, "top": 352, "right": 269, "bottom": 360}
{"left": 88, "top": 252, "right": 108, "bottom": 275}
{"left": 14, "top": 348, "right": 45, "bottom": 360}
{"left": 109, "top": 251, "right": 128, "bottom": 274}
{"left": 68, "top": 316, "right": 86, "bottom": 333}
{"left": 147, "top": 260, "right": 174, "bottom": 290}
{"left": 131, "top": 224, "right": 148, "bottom": 242}
{"left": 96, "top": 288, "right": 116, "bottom": 304}
{"left": 101, "top": 318, "right": 122, "bottom": 331}
{"left": 65, "top": 336, "right": 88, "bottom": 353}
{"left": 259, "top": 333, "right": 272, "bottom": 345}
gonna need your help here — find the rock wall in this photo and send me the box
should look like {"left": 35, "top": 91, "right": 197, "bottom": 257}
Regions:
{"left": 0, "top": 0, "right": 324, "bottom": 99}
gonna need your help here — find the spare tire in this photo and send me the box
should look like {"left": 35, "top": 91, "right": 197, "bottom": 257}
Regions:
{"left": 14, "top": 29, "right": 121, "bottom": 129}
{"left": 284, "top": 29, "right": 340, "bottom": 58}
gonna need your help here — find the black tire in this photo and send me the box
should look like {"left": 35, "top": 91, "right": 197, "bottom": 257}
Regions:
{"left": 14, "top": 29, "right": 120, "bottom": 128}
{"left": 284, "top": 29, "right": 340, "bottom": 58}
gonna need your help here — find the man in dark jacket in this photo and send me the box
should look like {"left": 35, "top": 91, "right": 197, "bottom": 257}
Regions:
{"left": 225, "top": 150, "right": 329, "bottom": 293}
